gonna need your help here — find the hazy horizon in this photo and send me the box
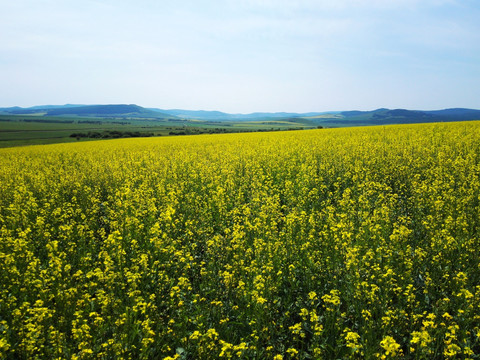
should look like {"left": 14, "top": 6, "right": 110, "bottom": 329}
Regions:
{"left": 2, "top": 0, "right": 480, "bottom": 113}
{"left": 2, "top": 103, "right": 480, "bottom": 115}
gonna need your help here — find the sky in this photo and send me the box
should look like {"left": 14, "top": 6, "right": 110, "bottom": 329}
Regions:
{"left": 1, "top": 0, "right": 479, "bottom": 113}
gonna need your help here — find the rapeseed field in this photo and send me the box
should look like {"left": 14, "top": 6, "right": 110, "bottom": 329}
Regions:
{"left": 1, "top": 122, "right": 479, "bottom": 359}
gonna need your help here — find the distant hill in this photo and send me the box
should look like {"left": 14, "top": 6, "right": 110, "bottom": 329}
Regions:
{"left": 0, "top": 104, "right": 176, "bottom": 119}
{"left": 1, "top": 104, "right": 479, "bottom": 125}
{"left": 424, "top": 108, "right": 480, "bottom": 120}
{"left": 155, "top": 107, "right": 480, "bottom": 124}
{"left": 45, "top": 104, "right": 174, "bottom": 118}
{"left": 301, "top": 108, "right": 480, "bottom": 126}
{"left": 0, "top": 104, "right": 85, "bottom": 115}
{"left": 154, "top": 109, "right": 233, "bottom": 120}
{"left": 153, "top": 109, "right": 333, "bottom": 121}
{"left": 29, "top": 104, "right": 86, "bottom": 110}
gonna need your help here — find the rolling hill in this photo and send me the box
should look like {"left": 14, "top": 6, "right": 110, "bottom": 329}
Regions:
{"left": 0, "top": 104, "right": 176, "bottom": 119}
{"left": 154, "top": 109, "right": 332, "bottom": 120}
{"left": 1, "top": 104, "right": 479, "bottom": 125}
{"left": 301, "top": 108, "right": 480, "bottom": 127}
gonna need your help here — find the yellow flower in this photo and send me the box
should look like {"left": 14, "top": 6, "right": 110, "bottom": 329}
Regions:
{"left": 299, "top": 308, "right": 309, "bottom": 320}
{"left": 442, "top": 312, "right": 453, "bottom": 321}
{"left": 444, "top": 343, "right": 461, "bottom": 357}
{"left": 286, "top": 347, "right": 298, "bottom": 357}
{"left": 345, "top": 330, "right": 361, "bottom": 349}
{"left": 256, "top": 296, "right": 267, "bottom": 304}
{"left": 380, "top": 336, "right": 401, "bottom": 356}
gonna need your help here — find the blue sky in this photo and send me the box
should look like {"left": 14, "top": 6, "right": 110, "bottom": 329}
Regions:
{"left": 1, "top": 0, "right": 479, "bottom": 113}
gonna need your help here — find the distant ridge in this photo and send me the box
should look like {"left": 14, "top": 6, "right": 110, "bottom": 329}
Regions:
{"left": 1, "top": 104, "right": 479, "bottom": 125}
{"left": 152, "top": 107, "right": 480, "bottom": 124}
{"left": 46, "top": 104, "right": 166, "bottom": 117}
{"left": 323, "top": 108, "right": 480, "bottom": 126}
{"left": 0, "top": 104, "right": 176, "bottom": 119}
{"left": 152, "top": 108, "right": 336, "bottom": 120}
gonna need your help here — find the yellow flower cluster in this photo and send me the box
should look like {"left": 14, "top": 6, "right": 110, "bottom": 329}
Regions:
{"left": 1, "top": 122, "right": 480, "bottom": 358}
